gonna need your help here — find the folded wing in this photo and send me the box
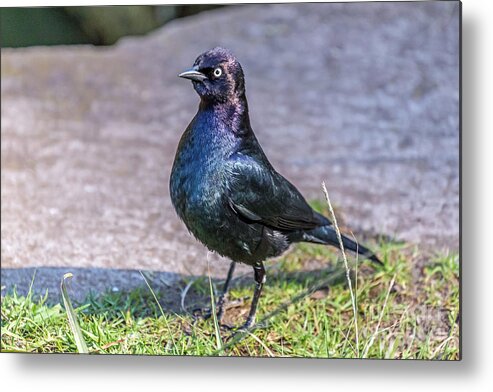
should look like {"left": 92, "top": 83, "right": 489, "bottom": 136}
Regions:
{"left": 226, "top": 155, "right": 325, "bottom": 231}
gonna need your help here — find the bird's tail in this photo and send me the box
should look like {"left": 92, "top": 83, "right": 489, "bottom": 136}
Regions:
{"left": 292, "top": 224, "right": 383, "bottom": 266}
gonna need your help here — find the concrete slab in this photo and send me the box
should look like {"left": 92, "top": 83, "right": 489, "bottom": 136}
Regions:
{"left": 1, "top": 2, "right": 459, "bottom": 300}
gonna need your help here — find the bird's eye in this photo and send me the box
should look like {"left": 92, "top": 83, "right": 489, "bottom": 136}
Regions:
{"left": 213, "top": 68, "right": 222, "bottom": 77}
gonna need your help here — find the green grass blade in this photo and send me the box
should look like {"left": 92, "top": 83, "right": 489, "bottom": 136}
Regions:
{"left": 13, "top": 269, "right": 37, "bottom": 335}
{"left": 139, "top": 270, "right": 179, "bottom": 354}
{"left": 60, "top": 273, "right": 89, "bottom": 354}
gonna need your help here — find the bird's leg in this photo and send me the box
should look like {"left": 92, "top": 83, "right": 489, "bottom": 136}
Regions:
{"left": 216, "top": 261, "right": 236, "bottom": 321}
{"left": 242, "top": 262, "right": 266, "bottom": 329}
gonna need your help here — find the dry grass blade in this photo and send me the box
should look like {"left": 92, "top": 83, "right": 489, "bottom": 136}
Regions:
{"left": 322, "top": 181, "right": 360, "bottom": 357}
{"left": 180, "top": 278, "right": 198, "bottom": 313}
{"left": 60, "top": 273, "right": 89, "bottom": 354}
{"left": 362, "top": 274, "right": 396, "bottom": 358}
{"left": 243, "top": 330, "right": 274, "bottom": 357}
{"left": 207, "top": 256, "right": 223, "bottom": 351}
{"left": 139, "top": 270, "right": 178, "bottom": 353}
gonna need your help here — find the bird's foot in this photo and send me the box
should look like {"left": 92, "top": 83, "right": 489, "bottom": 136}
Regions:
{"left": 239, "top": 316, "right": 255, "bottom": 331}
{"left": 194, "top": 308, "right": 216, "bottom": 321}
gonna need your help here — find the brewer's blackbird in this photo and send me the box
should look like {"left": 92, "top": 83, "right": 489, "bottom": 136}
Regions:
{"left": 171, "top": 47, "right": 381, "bottom": 329}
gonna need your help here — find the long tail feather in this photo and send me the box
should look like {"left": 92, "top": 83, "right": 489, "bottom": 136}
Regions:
{"left": 295, "top": 225, "right": 383, "bottom": 266}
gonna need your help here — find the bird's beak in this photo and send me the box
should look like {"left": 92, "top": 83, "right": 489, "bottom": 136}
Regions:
{"left": 178, "top": 67, "right": 208, "bottom": 82}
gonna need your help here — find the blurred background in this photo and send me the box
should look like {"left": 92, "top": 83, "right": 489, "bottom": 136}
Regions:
{"left": 1, "top": 2, "right": 459, "bottom": 300}
{"left": 1, "top": 5, "right": 222, "bottom": 47}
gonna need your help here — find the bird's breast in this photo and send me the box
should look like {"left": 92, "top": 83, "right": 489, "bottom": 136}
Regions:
{"left": 170, "top": 128, "right": 232, "bottom": 222}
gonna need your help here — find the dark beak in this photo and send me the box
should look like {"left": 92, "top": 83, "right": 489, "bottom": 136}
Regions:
{"left": 178, "top": 67, "right": 208, "bottom": 82}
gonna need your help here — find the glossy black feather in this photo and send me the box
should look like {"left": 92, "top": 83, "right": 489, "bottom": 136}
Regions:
{"left": 170, "top": 47, "right": 382, "bottom": 267}
{"left": 226, "top": 153, "right": 323, "bottom": 231}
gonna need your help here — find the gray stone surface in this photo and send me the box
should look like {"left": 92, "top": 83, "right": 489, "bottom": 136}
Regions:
{"left": 1, "top": 2, "right": 459, "bottom": 299}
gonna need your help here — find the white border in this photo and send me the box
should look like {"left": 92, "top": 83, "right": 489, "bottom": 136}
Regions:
{"left": 2, "top": 0, "right": 492, "bottom": 390}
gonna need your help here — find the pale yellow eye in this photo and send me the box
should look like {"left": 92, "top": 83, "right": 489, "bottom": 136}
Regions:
{"left": 214, "top": 68, "right": 222, "bottom": 77}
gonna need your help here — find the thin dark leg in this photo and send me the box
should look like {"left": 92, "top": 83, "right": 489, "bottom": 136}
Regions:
{"left": 242, "top": 262, "right": 266, "bottom": 329}
{"left": 216, "top": 261, "right": 236, "bottom": 321}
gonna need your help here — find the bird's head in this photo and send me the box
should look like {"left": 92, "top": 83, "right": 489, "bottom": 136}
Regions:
{"left": 179, "top": 47, "right": 245, "bottom": 104}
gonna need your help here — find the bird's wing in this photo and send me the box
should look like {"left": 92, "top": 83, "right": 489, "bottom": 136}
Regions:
{"left": 226, "top": 155, "right": 324, "bottom": 231}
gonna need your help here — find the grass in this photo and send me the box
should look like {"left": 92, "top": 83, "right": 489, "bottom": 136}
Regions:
{"left": 0, "top": 240, "right": 459, "bottom": 359}
{"left": 1, "top": 195, "right": 459, "bottom": 359}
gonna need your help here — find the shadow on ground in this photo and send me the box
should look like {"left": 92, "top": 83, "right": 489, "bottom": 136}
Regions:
{"left": 1, "top": 264, "right": 349, "bottom": 323}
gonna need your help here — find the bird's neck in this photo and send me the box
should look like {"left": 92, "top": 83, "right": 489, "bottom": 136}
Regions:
{"left": 199, "top": 94, "right": 252, "bottom": 136}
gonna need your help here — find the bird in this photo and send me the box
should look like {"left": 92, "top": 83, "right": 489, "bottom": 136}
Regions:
{"left": 170, "top": 47, "right": 382, "bottom": 329}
